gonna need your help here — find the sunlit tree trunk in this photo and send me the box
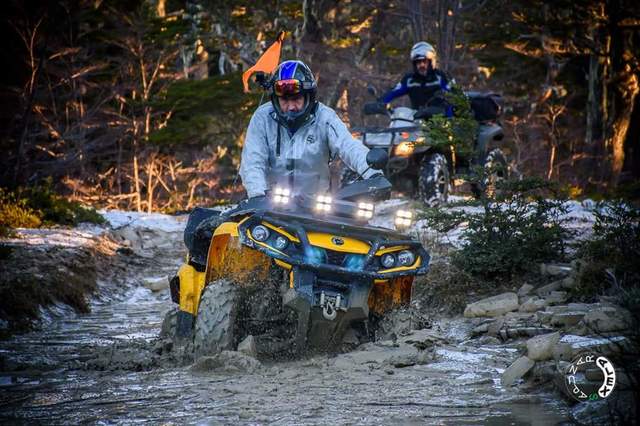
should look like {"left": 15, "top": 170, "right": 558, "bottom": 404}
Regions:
{"left": 603, "top": 0, "right": 639, "bottom": 186}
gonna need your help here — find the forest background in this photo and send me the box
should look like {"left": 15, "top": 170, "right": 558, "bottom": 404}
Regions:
{"left": 1, "top": 0, "right": 639, "bottom": 213}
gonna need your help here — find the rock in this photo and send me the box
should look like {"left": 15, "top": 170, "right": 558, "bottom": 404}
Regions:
{"left": 472, "top": 323, "right": 489, "bottom": 336}
{"left": 526, "top": 332, "right": 560, "bottom": 361}
{"left": 475, "top": 335, "right": 501, "bottom": 345}
{"left": 519, "top": 296, "right": 547, "bottom": 313}
{"left": 570, "top": 394, "right": 636, "bottom": 425}
{"left": 567, "top": 302, "right": 601, "bottom": 311}
{"left": 517, "top": 284, "right": 534, "bottom": 297}
{"left": 581, "top": 307, "right": 633, "bottom": 333}
{"left": 501, "top": 327, "right": 555, "bottom": 339}
{"left": 544, "top": 291, "right": 568, "bottom": 305}
{"left": 540, "top": 263, "right": 572, "bottom": 276}
{"left": 550, "top": 311, "right": 586, "bottom": 327}
{"left": 552, "top": 334, "right": 630, "bottom": 361}
{"left": 487, "top": 318, "right": 505, "bottom": 336}
{"left": 530, "top": 360, "right": 557, "bottom": 381}
{"left": 535, "top": 280, "right": 563, "bottom": 296}
{"left": 560, "top": 276, "right": 576, "bottom": 289}
{"left": 142, "top": 276, "right": 169, "bottom": 292}
{"left": 237, "top": 335, "right": 258, "bottom": 358}
{"left": 464, "top": 293, "right": 519, "bottom": 318}
{"left": 501, "top": 356, "right": 535, "bottom": 387}
{"left": 190, "top": 350, "right": 261, "bottom": 373}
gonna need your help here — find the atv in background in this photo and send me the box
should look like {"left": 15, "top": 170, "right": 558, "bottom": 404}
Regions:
{"left": 341, "top": 87, "right": 510, "bottom": 204}
{"left": 164, "top": 149, "right": 430, "bottom": 358}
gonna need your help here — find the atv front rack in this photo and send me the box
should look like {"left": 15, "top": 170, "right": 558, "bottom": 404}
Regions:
{"left": 237, "top": 211, "right": 430, "bottom": 279}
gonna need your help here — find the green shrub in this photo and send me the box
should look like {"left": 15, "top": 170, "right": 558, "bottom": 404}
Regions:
{"left": 420, "top": 87, "right": 478, "bottom": 159}
{"left": 573, "top": 201, "right": 640, "bottom": 302}
{"left": 0, "top": 180, "right": 104, "bottom": 236}
{"left": 421, "top": 177, "right": 571, "bottom": 279}
{"left": 16, "top": 179, "right": 105, "bottom": 226}
{"left": 0, "top": 188, "right": 41, "bottom": 237}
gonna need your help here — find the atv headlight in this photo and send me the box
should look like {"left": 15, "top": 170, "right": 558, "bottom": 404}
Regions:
{"left": 273, "top": 187, "right": 290, "bottom": 204}
{"left": 315, "top": 195, "right": 332, "bottom": 213}
{"left": 380, "top": 253, "right": 396, "bottom": 269}
{"left": 397, "top": 250, "right": 416, "bottom": 266}
{"left": 357, "top": 202, "right": 374, "bottom": 219}
{"left": 395, "top": 141, "right": 415, "bottom": 157}
{"left": 395, "top": 210, "right": 413, "bottom": 229}
{"left": 251, "top": 225, "right": 270, "bottom": 242}
{"left": 273, "top": 235, "right": 289, "bottom": 250}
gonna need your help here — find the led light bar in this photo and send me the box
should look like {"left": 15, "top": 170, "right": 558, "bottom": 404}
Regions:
{"left": 395, "top": 209, "right": 413, "bottom": 228}
{"left": 357, "top": 202, "right": 374, "bottom": 219}
{"left": 315, "top": 195, "right": 332, "bottom": 212}
{"left": 273, "top": 187, "right": 290, "bottom": 204}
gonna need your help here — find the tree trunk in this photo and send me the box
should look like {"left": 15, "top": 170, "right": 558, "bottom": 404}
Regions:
{"left": 607, "top": 71, "right": 639, "bottom": 185}
{"left": 585, "top": 52, "right": 600, "bottom": 146}
{"left": 603, "top": 0, "right": 640, "bottom": 186}
{"left": 406, "top": 0, "right": 424, "bottom": 42}
{"left": 157, "top": 0, "right": 166, "bottom": 17}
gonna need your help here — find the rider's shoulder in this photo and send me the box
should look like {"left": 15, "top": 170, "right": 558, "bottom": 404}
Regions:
{"left": 315, "top": 102, "right": 336, "bottom": 119}
{"left": 434, "top": 69, "right": 451, "bottom": 80}
{"left": 401, "top": 72, "right": 413, "bottom": 82}
{"left": 252, "top": 101, "right": 275, "bottom": 119}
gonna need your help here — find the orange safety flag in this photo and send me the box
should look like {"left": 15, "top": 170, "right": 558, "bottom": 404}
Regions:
{"left": 242, "top": 31, "right": 286, "bottom": 93}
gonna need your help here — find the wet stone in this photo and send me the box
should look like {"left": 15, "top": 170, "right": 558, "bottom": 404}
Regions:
{"left": 580, "top": 307, "right": 633, "bottom": 333}
{"left": 517, "top": 284, "right": 534, "bottom": 297}
{"left": 464, "top": 292, "right": 519, "bottom": 318}
{"left": 550, "top": 311, "right": 586, "bottom": 327}
{"left": 190, "top": 350, "right": 261, "bottom": 374}
{"left": 501, "top": 356, "right": 535, "bottom": 387}
{"left": 526, "top": 332, "right": 560, "bottom": 361}
{"left": 544, "top": 291, "right": 568, "bottom": 305}
{"left": 552, "top": 334, "right": 630, "bottom": 361}
{"left": 535, "top": 280, "right": 563, "bottom": 296}
{"left": 539, "top": 263, "right": 572, "bottom": 276}
{"left": 237, "top": 335, "right": 258, "bottom": 359}
{"left": 519, "top": 297, "right": 547, "bottom": 313}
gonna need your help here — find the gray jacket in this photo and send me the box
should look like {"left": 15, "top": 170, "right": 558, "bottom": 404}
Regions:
{"left": 239, "top": 102, "right": 375, "bottom": 198}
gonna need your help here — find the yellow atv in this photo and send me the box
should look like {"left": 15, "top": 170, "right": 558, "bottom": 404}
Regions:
{"left": 165, "top": 152, "right": 430, "bottom": 356}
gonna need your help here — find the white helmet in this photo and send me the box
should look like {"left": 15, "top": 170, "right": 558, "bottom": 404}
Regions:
{"left": 410, "top": 41, "right": 436, "bottom": 67}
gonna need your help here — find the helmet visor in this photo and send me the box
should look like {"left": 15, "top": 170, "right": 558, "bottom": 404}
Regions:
{"left": 274, "top": 79, "right": 302, "bottom": 97}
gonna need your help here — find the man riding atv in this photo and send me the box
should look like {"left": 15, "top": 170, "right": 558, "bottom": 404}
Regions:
{"left": 380, "top": 41, "right": 453, "bottom": 113}
{"left": 241, "top": 60, "right": 378, "bottom": 199}
{"left": 341, "top": 43, "right": 509, "bottom": 204}
{"left": 186, "top": 60, "right": 379, "bottom": 272}
{"left": 166, "top": 60, "right": 430, "bottom": 358}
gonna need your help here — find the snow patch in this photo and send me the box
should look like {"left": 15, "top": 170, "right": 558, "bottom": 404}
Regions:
{"left": 100, "top": 210, "right": 187, "bottom": 233}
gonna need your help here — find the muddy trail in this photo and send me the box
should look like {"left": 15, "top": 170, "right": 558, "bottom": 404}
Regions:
{"left": 0, "top": 210, "right": 571, "bottom": 424}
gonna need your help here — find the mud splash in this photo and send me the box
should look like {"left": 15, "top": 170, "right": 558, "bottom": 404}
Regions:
{"left": 0, "top": 211, "right": 571, "bottom": 424}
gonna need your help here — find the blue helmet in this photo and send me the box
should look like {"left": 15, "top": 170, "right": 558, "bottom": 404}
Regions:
{"left": 270, "top": 60, "right": 318, "bottom": 130}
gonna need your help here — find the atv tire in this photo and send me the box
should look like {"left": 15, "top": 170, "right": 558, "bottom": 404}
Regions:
{"left": 473, "top": 148, "right": 509, "bottom": 198}
{"left": 418, "top": 153, "right": 449, "bottom": 205}
{"left": 193, "top": 279, "right": 241, "bottom": 358}
{"left": 340, "top": 166, "right": 360, "bottom": 188}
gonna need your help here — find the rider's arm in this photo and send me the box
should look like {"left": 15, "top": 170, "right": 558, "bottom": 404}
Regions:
{"left": 239, "top": 110, "right": 270, "bottom": 198}
{"left": 325, "top": 109, "right": 376, "bottom": 179}
{"left": 380, "top": 76, "right": 409, "bottom": 104}
{"left": 437, "top": 70, "right": 455, "bottom": 118}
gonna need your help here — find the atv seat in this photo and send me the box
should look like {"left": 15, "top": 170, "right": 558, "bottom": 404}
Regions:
{"left": 413, "top": 106, "right": 447, "bottom": 121}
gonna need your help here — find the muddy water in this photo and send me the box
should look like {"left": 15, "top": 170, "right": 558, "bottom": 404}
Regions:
{"left": 0, "top": 217, "right": 571, "bottom": 424}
